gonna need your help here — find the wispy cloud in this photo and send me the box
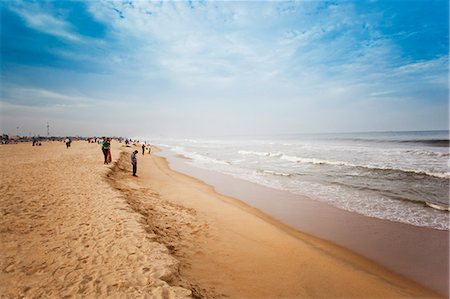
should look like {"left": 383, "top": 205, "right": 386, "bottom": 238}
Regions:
{"left": 8, "top": 2, "right": 83, "bottom": 42}
{"left": 1, "top": 86, "right": 99, "bottom": 108}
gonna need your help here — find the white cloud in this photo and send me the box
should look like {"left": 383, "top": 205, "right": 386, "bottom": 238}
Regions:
{"left": 394, "top": 56, "right": 449, "bottom": 77}
{"left": 1, "top": 86, "right": 100, "bottom": 108}
{"left": 9, "top": 3, "right": 84, "bottom": 42}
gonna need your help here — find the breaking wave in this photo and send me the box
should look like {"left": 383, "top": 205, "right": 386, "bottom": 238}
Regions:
{"left": 256, "top": 169, "right": 292, "bottom": 177}
{"left": 171, "top": 147, "right": 230, "bottom": 166}
{"left": 239, "top": 151, "right": 449, "bottom": 179}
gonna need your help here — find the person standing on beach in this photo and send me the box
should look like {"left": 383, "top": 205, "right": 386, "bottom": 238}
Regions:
{"left": 142, "top": 144, "right": 145, "bottom": 155}
{"left": 65, "top": 137, "right": 71, "bottom": 149}
{"left": 106, "top": 138, "right": 112, "bottom": 163}
{"left": 101, "top": 137, "right": 111, "bottom": 164}
{"left": 131, "top": 150, "right": 138, "bottom": 176}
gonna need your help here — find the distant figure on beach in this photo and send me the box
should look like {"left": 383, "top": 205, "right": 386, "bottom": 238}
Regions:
{"left": 106, "top": 138, "right": 112, "bottom": 163}
{"left": 1, "top": 134, "right": 9, "bottom": 144}
{"left": 142, "top": 144, "right": 145, "bottom": 155}
{"left": 102, "top": 137, "right": 111, "bottom": 164}
{"left": 131, "top": 150, "right": 138, "bottom": 176}
{"left": 148, "top": 146, "right": 151, "bottom": 155}
{"left": 65, "top": 137, "right": 71, "bottom": 149}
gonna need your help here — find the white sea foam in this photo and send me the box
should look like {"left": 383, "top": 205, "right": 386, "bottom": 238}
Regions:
{"left": 238, "top": 150, "right": 283, "bottom": 157}
{"left": 240, "top": 151, "right": 449, "bottom": 179}
{"left": 405, "top": 149, "right": 449, "bottom": 157}
{"left": 288, "top": 181, "right": 450, "bottom": 231}
{"left": 154, "top": 143, "right": 171, "bottom": 148}
{"left": 238, "top": 150, "right": 267, "bottom": 156}
{"left": 257, "top": 169, "right": 292, "bottom": 177}
{"left": 153, "top": 131, "right": 449, "bottom": 231}
{"left": 170, "top": 146, "right": 230, "bottom": 166}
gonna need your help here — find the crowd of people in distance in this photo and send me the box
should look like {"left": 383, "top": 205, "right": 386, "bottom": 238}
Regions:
{"left": 1, "top": 134, "right": 62, "bottom": 144}
{"left": 1, "top": 134, "right": 152, "bottom": 177}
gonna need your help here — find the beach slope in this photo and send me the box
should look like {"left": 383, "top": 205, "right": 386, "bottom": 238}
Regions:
{"left": 0, "top": 141, "right": 441, "bottom": 298}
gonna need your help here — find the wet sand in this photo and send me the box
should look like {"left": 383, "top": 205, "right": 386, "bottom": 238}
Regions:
{"left": 160, "top": 150, "right": 449, "bottom": 297}
{"left": 0, "top": 141, "right": 444, "bottom": 298}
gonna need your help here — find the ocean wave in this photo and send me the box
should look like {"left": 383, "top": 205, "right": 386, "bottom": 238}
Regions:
{"left": 333, "top": 137, "right": 449, "bottom": 147}
{"left": 405, "top": 149, "right": 449, "bottom": 157}
{"left": 182, "top": 139, "right": 199, "bottom": 143}
{"left": 171, "top": 147, "right": 230, "bottom": 166}
{"left": 238, "top": 150, "right": 283, "bottom": 158}
{"left": 399, "top": 139, "right": 449, "bottom": 147}
{"left": 426, "top": 202, "right": 450, "bottom": 211}
{"left": 256, "top": 169, "right": 292, "bottom": 177}
{"left": 159, "top": 145, "right": 449, "bottom": 230}
{"left": 190, "top": 154, "right": 230, "bottom": 166}
{"left": 240, "top": 151, "right": 449, "bottom": 179}
{"left": 155, "top": 143, "right": 171, "bottom": 148}
{"left": 283, "top": 155, "right": 449, "bottom": 179}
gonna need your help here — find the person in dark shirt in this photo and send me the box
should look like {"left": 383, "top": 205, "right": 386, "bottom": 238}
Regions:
{"left": 131, "top": 150, "right": 138, "bottom": 176}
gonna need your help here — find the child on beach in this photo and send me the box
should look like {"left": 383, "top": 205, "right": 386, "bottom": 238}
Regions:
{"left": 131, "top": 150, "right": 138, "bottom": 176}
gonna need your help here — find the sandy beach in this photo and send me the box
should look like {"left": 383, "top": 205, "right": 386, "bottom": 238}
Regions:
{"left": 161, "top": 151, "right": 450, "bottom": 297}
{"left": 0, "top": 141, "right": 444, "bottom": 298}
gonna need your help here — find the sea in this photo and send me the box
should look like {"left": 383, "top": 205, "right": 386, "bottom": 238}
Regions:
{"left": 149, "top": 130, "right": 449, "bottom": 231}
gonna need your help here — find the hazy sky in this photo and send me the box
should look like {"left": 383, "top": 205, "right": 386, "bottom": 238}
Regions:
{"left": 1, "top": 0, "right": 448, "bottom": 138}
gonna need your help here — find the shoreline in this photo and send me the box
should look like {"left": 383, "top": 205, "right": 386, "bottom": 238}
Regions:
{"left": 0, "top": 141, "right": 445, "bottom": 298}
{"left": 137, "top": 146, "right": 442, "bottom": 297}
{"left": 157, "top": 148, "right": 449, "bottom": 297}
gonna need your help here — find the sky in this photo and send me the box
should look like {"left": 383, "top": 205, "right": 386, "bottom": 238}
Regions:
{"left": 0, "top": 0, "right": 448, "bottom": 138}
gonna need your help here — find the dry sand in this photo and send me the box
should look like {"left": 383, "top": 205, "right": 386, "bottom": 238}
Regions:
{"left": 0, "top": 141, "right": 191, "bottom": 298}
{"left": 0, "top": 141, "right": 442, "bottom": 298}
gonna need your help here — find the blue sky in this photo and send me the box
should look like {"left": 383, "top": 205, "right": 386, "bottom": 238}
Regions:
{"left": 1, "top": 0, "right": 448, "bottom": 137}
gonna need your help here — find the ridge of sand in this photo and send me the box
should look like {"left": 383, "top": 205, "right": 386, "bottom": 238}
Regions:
{"left": 105, "top": 150, "right": 211, "bottom": 298}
